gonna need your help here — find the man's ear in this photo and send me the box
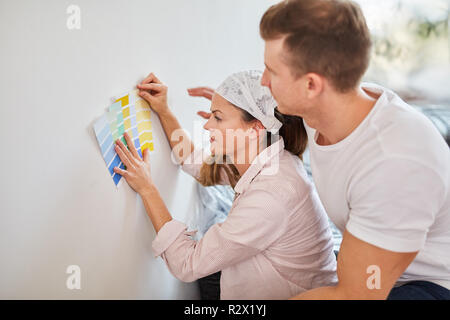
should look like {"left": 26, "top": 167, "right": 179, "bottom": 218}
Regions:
{"left": 305, "top": 73, "right": 324, "bottom": 99}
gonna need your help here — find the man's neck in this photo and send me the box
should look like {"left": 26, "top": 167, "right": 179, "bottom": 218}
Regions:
{"left": 307, "top": 86, "right": 379, "bottom": 146}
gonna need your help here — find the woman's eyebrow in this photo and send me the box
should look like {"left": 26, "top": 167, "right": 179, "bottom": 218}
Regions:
{"left": 211, "top": 109, "right": 223, "bottom": 114}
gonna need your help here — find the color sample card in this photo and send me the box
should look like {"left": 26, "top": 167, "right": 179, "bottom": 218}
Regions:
{"left": 136, "top": 99, "right": 154, "bottom": 153}
{"left": 114, "top": 90, "right": 145, "bottom": 159}
{"left": 93, "top": 89, "right": 155, "bottom": 186}
{"left": 94, "top": 113, "right": 125, "bottom": 186}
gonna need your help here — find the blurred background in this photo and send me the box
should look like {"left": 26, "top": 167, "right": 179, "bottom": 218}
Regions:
{"left": 360, "top": 0, "right": 450, "bottom": 146}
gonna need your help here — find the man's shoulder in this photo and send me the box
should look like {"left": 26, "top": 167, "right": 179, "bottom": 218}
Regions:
{"left": 365, "top": 85, "right": 448, "bottom": 165}
{"left": 353, "top": 92, "right": 450, "bottom": 192}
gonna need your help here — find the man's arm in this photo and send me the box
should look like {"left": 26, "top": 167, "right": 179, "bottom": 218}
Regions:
{"left": 291, "top": 230, "right": 418, "bottom": 300}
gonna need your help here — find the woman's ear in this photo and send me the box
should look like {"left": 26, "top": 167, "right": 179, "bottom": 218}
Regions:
{"left": 249, "top": 120, "right": 266, "bottom": 138}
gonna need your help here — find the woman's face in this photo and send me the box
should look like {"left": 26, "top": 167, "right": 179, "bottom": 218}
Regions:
{"left": 203, "top": 94, "right": 261, "bottom": 162}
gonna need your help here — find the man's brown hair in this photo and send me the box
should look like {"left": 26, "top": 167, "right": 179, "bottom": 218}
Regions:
{"left": 260, "top": 0, "right": 372, "bottom": 92}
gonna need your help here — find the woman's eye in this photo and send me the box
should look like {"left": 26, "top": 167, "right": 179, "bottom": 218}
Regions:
{"left": 214, "top": 116, "right": 221, "bottom": 121}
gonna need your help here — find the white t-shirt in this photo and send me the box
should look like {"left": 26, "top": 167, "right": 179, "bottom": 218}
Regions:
{"left": 305, "top": 82, "right": 450, "bottom": 289}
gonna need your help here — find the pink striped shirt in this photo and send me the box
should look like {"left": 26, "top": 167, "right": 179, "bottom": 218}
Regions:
{"left": 152, "top": 138, "right": 337, "bottom": 299}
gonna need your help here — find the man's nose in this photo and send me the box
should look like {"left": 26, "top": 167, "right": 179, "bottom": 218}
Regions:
{"left": 261, "top": 69, "right": 270, "bottom": 88}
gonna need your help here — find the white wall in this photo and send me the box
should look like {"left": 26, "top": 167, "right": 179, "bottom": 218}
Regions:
{"left": 0, "top": 0, "right": 276, "bottom": 299}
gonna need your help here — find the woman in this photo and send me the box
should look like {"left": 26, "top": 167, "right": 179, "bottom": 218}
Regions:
{"left": 113, "top": 70, "right": 337, "bottom": 299}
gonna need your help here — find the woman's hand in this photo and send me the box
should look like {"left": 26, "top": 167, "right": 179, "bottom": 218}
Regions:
{"left": 137, "top": 73, "right": 170, "bottom": 115}
{"left": 187, "top": 86, "right": 215, "bottom": 119}
{"left": 113, "top": 132, "right": 154, "bottom": 195}
{"left": 187, "top": 86, "right": 215, "bottom": 100}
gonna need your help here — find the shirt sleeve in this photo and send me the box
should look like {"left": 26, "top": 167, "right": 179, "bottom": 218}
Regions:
{"left": 346, "top": 157, "right": 446, "bottom": 252}
{"left": 151, "top": 186, "right": 288, "bottom": 282}
{"left": 181, "top": 148, "right": 231, "bottom": 185}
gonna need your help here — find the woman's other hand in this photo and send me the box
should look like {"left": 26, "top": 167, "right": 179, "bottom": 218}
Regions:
{"left": 113, "top": 132, "right": 154, "bottom": 195}
{"left": 187, "top": 86, "right": 215, "bottom": 100}
{"left": 187, "top": 86, "right": 215, "bottom": 119}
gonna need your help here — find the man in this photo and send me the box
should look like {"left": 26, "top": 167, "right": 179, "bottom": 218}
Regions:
{"left": 258, "top": 0, "right": 450, "bottom": 299}
{"left": 189, "top": 0, "right": 450, "bottom": 300}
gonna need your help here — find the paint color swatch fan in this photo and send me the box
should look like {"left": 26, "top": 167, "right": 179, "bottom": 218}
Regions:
{"left": 93, "top": 89, "right": 155, "bottom": 186}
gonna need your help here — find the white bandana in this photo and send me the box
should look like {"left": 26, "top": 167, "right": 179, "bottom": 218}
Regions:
{"left": 215, "top": 70, "right": 283, "bottom": 134}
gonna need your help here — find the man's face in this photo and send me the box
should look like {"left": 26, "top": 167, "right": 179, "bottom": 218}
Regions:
{"left": 261, "top": 38, "right": 310, "bottom": 117}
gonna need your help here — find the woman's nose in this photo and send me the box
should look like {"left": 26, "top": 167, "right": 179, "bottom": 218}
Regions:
{"left": 203, "top": 117, "right": 212, "bottom": 131}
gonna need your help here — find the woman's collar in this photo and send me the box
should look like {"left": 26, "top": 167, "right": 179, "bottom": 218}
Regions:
{"left": 233, "top": 137, "right": 285, "bottom": 194}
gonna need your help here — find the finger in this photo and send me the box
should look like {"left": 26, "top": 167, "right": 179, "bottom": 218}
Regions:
{"left": 116, "top": 138, "right": 137, "bottom": 165}
{"left": 187, "top": 87, "right": 214, "bottom": 100}
{"left": 123, "top": 132, "right": 140, "bottom": 160}
{"left": 143, "top": 148, "right": 151, "bottom": 164}
{"left": 141, "top": 72, "right": 162, "bottom": 85}
{"left": 113, "top": 166, "right": 128, "bottom": 177}
{"left": 204, "top": 88, "right": 215, "bottom": 96}
{"left": 187, "top": 87, "right": 214, "bottom": 94}
{"left": 197, "top": 111, "right": 212, "bottom": 119}
{"left": 115, "top": 139, "right": 135, "bottom": 168}
{"left": 187, "top": 87, "right": 211, "bottom": 97}
{"left": 139, "top": 90, "right": 155, "bottom": 104}
{"left": 137, "top": 83, "right": 165, "bottom": 92}
{"left": 187, "top": 88, "right": 203, "bottom": 96}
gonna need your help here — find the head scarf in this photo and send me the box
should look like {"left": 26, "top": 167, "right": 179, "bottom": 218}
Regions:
{"left": 215, "top": 70, "right": 282, "bottom": 134}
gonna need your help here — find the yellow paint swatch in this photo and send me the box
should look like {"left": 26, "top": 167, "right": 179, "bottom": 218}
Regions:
{"left": 140, "top": 131, "right": 153, "bottom": 142}
{"left": 136, "top": 99, "right": 150, "bottom": 111}
{"left": 138, "top": 120, "right": 152, "bottom": 132}
{"left": 116, "top": 95, "right": 129, "bottom": 107}
{"left": 142, "top": 142, "right": 154, "bottom": 152}
{"left": 137, "top": 110, "right": 151, "bottom": 121}
{"left": 124, "top": 119, "right": 131, "bottom": 130}
{"left": 113, "top": 90, "right": 155, "bottom": 153}
{"left": 122, "top": 107, "right": 130, "bottom": 119}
